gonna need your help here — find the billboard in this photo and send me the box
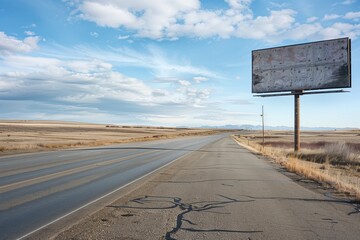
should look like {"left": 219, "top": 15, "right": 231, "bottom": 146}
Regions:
{"left": 252, "top": 37, "right": 351, "bottom": 93}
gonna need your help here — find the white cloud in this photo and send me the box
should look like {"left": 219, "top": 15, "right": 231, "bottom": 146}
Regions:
{"left": 68, "top": 0, "right": 296, "bottom": 40}
{"left": 342, "top": 0, "right": 356, "bottom": 4}
{"left": 24, "top": 31, "right": 35, "bottom": 36}
{"left": 22, "top": 23, "right": 37, "bottom": 29}
{"left": 178, "top": 79, "right": 191, "bottom": 86}
{"left": 181, "top": 87, "right": 210, "bottom": 107}
{"left": 306, "top": 17, "right": 318, "bottom": 23}
{"left": 0, "top": 47, "right": 257, "bottom": 126}
{"left": 30, "top": 43, "right": 220, "bottom": 80}
{"left": 224, "top": 0, "right": 252, "bottom": 11}
{"left": 68, "top": 0, "right": 360, "bottom": 41}
{"left": 153, "top": 76, "right": 211, "bottom": 107}
{"left": 65, "top": 59, "right": 112, "bottom": 73}
{"left": 90, "top": 31, "right": 99, "bottom": 37}
{"left": 136, "top": 108, "right": 258, "bottom": 127}
{"left": 0, "top": 32, "right": 40, "bottom": 56}
{"left": 118, "top": 35, "right": 130, "bottom": 40}
{"left": 285, "top": 23, "right": 323, "bottom": 40}
{"left": 344, "top": 11, "right": 360, "bottom": 20}
{"left": 320, "top": 22, "right": 360, "bottom": 39}
{"left": 0, "top": 43, "right": 215, "bottom": 110}
{"left": 227, "top": 98, "right": 252, "bottom": 105}
{"left": 323, "top": 14, "right": 341, "bottom": 21}
{"left": 0, "top": 78, "right": 19, "bottom": 90}
{"left": 335, "top": 0, "right": 356, "bottom": 5}
{"left": 167, "top": 8, "right": 297, "bottom": 40}
{"left": 77, "top": 0, "right": 200, "bottom": 39}
{"left": 271, "top": 21, "right": 360, "bottom": 42}
{"left": 269, "top": 2, "right": 289, "bottom": 8}
{"left": 193, "top": 76, "right": 208, "bottom": 83}
{"left": 2, "top": 71, "right": 152, "bottom": 109}
{"left": 167, "top": 10, "right": 235, "bottom": 39}
{"left": 79, "top": 1, "right": 139, "bottom": 28}
{"left": 234, "top": 9, "right": 296, "bottom": 39}
{"left": 106, "top": 46, "right": 220, "bottom": 78}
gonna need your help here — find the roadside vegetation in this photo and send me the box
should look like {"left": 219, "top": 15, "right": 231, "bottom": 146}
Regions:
{"left": 0, "top": 120, "right": 224, "bottom": 156}
{"left": 233, "top": 130, "right": 360, "bottom": 200}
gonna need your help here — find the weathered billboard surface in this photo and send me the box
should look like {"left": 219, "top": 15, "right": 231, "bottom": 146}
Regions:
{"left": 252, "top": 38, "right": 351, "bottom": 93}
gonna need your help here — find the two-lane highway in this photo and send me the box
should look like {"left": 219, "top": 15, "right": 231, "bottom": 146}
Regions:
{"left": 54, "top": 135, "right": 360, "bottom": 240}
{"left": 0, "top": 134, "right": 224, "bottom": 239}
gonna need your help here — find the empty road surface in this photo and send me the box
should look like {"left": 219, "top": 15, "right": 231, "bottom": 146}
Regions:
{"left": 1, "top": 134, "right": 360, "bottom": 240}
{"left": 0, "top": 134, "right": 224, "bottom": 239}
{"left": 57, "top": 135, "right": 360, "bottom": 240}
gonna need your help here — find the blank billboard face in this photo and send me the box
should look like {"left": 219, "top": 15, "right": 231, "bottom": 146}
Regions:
{"left": 252, "top": 38, "right": 351, "bottom": 93}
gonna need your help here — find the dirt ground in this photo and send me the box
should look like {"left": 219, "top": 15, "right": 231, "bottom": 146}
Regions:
{"left": 0, "top": 120, "right": 223, "bottom": 156}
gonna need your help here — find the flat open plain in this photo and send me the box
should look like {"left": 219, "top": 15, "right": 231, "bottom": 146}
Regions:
{"left": 0, "top": 120, "right": 219, "bottom": 156}
{"left": 1, "top": 124, "right": 360, "bottom": 240}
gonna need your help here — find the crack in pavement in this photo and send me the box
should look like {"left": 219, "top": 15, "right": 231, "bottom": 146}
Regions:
{"left": 107, "top": 194, "right": 261, "bottom": 240}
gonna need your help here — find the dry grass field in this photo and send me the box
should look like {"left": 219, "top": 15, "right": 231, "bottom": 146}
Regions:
{"left": 0, "top": 120, "right": 222, "bottom": 156}
{"left": 233, "top": 130, "right": 360, "bottom": 200}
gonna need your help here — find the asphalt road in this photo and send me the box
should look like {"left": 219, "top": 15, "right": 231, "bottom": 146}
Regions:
{"left": 0, "top": 134, "right": 224, "bottom": 240}
{"left": 56, "top": 135, "right": 360, "bottom": 240}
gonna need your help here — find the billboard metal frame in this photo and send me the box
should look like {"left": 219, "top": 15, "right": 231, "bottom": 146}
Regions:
{"left": 251, "top": 37, "right": 352, "bottom": 152}
{"left": 252, "top": 37, "right": 351, "bottom": 94}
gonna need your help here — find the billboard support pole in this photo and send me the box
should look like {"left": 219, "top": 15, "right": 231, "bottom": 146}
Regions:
{"left": 261, "top": 105, "right": 265, "bottom": 151}
{"left": 294, "top": 90, "right": 302, "bottom": 152}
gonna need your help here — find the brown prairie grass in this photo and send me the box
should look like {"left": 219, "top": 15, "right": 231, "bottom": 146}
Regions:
{"left": 0, "top": 120, "right": 226, "bottom": 155}
{"left": 0, "top": 132, "right": 218, "bottom": 153}
{"left": 233, "top": 133, "right": 360, "bottom": 200}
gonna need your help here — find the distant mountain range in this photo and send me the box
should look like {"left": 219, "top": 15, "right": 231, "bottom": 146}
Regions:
{"left": 195, "top": 125, "right": 358, "bottom": 131}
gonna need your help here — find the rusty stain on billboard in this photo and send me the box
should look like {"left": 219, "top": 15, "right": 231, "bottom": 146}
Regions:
{"left": 252, "top": 38, "right": 351, "bottom": 93}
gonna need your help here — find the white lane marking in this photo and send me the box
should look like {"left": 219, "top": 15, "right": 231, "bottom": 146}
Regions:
{"left": 16, "top": 149, "right": 194, "bottom": 240}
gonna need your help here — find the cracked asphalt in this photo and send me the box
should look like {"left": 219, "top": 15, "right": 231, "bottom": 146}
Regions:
{"left": 56, "top": 135, "right": 360, "bottom": 240}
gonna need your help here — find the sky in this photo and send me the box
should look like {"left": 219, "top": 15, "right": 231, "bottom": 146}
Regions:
{"left": 0, "top": 0, "right": 359, "bottom": 128}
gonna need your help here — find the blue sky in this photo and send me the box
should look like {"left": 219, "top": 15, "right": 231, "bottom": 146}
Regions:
{"left": 0, "top": 0, "right": 359, "bottom": 128}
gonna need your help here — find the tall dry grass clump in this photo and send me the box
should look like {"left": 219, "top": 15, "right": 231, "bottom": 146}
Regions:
{"left": 323, "top": 141, "right": 358, "bottom": 166}
{"left": 292, "top": 141, "right": 360, "bottom": 173}
{"left": 233, "top": 134, "right": 360, "bottom": 200}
